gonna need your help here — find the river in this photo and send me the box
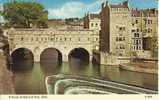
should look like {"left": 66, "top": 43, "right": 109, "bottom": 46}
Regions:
{"left": 12, "top": 60, "right": 158, "bottom": 94}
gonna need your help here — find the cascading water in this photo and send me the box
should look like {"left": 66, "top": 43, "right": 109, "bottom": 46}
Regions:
{"left": 46, "top": 74, "right": 157, "bottom": 94}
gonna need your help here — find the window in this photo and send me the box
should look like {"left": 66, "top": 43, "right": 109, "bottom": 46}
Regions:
{"left": 70, "top": 38, "right": 71, "bottom": 41}
{"left": 132, "top": 29, "right": 135, "bottom": 32}
{"left": 123, "top": 37, "right": 125, "bottom": 41}
{"left": 119, "top": 27, "right": 122, "bottom": 31}
{"left": 96, "top": 38, "right": 98, "bottom": 41}
{"left": 148, "top": 28, "right": 152, "bottom": 33}
{"left": 119, "top": 37, "right": 122, "bottom": 41}
{"left": 64, "top": 37, "right": 67, "bottom": 41}
{"left": 96, "top": 23, "right": 98, "bottom": 27}
{"left": 136, "top": 46, "right": 138, "bottom": 50}
{"left": 88, "top": 38, "right": 90, "bottom": 41}
{"left": 136, "top": 40, "right": 138, "bottom": 45}
{"left": 50, "top": 38, "right": 54, "bottom": 41}
{"left": 21, "top": 37, "right": 23, "bottom": 41}
{"left": 134, "top": 33, "right": 139, "bottom": 37}
{"left": 116, "top": 37, "right": 118, "bottom": 41}
{"left": 134, "top": 46, "right": 135, "bottom": 50}
{"left": 31, "top": 37, "right": 33, "bottom": 41}
{"left": 148, "top": 20, "right": 152, "bottom": 24}
{"left": 135, "top": 20, "right": 138, "bottom": 24}
{"left": 123, "top": 27, "right": 125, "bottom": 31}
{"left": 78, "top": 38, "right": 80, "bottom": 41}
{"left": 91, "top": 23, "right": 94, "bottom": 27}
{"left": 136, "top": 29, "right": 139, "bottom": 32}
{"left": 139, "top": 40, "right": 141, "bottom": 44}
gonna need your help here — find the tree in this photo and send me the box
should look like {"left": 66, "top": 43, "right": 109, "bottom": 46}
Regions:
{"left": 151, "top": 36, "right": 158, "bottom": 58}
{"left": 2, "top": 0, "right": 48, "bottom": 28}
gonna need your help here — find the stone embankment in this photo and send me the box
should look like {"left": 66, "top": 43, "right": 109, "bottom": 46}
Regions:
{"left": 0, "top": 53, "right": 15, "bottom": 94}
{"left": 120, "top": 62, "right": 158, "bottom": 74}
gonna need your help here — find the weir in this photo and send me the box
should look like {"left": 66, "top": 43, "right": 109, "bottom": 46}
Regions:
{"left": 46, "top": 74, "right": 157, "bottom": 94}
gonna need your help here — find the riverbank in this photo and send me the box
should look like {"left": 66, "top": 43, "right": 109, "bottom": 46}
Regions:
{"left": 0, "top": 53, "right": 15, "bottom": 94}
{"left": 120, "top": 62, "right": 158, "bottom": 74}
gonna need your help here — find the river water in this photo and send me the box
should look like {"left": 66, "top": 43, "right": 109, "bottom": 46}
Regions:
{"left": 12, "top": 60, "right": 158, "bottom": 94}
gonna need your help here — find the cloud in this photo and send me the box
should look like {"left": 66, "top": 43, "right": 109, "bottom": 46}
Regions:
{"left": 47, "top": 0, "right": 157, "bottom": 19}
{"left": 48, "top": 0, "right": 103, "bottom": 19}
{"left": 48, "top": 1, "right": 86, "bottom": 19}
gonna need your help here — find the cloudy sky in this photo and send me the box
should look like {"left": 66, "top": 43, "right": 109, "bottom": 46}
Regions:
{"left": 0, "top": 0, "right": 158, "bottom": 19}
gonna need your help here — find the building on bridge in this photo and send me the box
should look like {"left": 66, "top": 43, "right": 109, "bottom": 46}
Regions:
{"left": 7, "top": 28, "right": 99, "bottom": 63}
{"left": 83, "top": 13, "right": 101, "bottom": 31}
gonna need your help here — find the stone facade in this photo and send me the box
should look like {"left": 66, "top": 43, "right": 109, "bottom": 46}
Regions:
{"left": 7, "top": 28, "right": 99, "bottom": 62}
{"left": 131, "top": 8, "right": 158, "bottom": 57}
{"left": 100, "top": 0, "right": 158, "bottom": 58}
{"left": 84, "top": 13, "right": 101, "bottom": 31}
{"left": 100, "top": 1, "right": 131, "bottom": 57}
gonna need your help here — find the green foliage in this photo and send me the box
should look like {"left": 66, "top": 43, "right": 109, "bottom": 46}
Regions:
{"left": 151, "top": 36, "right": 158, "bottom": 57}
{"left": 2, "top": 0, "right": 48, "bottom": 28}
{"left": 130, "top": 51, "right": 137, "bottom": 57}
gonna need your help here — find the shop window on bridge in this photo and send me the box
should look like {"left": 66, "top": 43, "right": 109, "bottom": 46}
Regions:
{"left": 119, "top": 27, "right": 122, "bottom": 31}
{"left": 10, "top": 38, "right": 14, "bottom": 41}
{"left": 50, "top": 38, "right": 54, "bottom": 41}
{"left": 41, "top": 37, "right": 43, "bottom": 41}
{"left": 64, "top": 37, "right": 67, "bottom": 41}
{"left": 31, "top": 37, "right": 33, "bottom": 41}
{"left": 21, "top": 37, "right": 24, "bottom": 41}
{"left": 123, "top": 37, "right": 125, "bottom": 41}
{"left": 45, "top": 37, "right": 47, "bottom": 41}
{"left": 123, "top": 27, "right": 125, "bottom": 31}
{"left": 36, "top": 37, "right": 38, "bottom": 41}
{"left": 88, "top": 38, "right": 90, "bottom": 41}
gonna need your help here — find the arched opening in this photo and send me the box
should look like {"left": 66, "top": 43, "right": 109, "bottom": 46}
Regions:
{"left": 68, "top": 48, "right": 90, "bottom": 67}
{"left": 11, "top": 48, "right": 34, "bottom": 71}
{"left": 40, "top": 48, "right": 62, "bottom": 70}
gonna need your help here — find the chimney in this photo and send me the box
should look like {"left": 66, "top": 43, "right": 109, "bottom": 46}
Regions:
{"left": 102, "top": 2, "right": 104, "bottom": 8}
{"left": 123, "top": 0, "right": 128, "bottom": 7}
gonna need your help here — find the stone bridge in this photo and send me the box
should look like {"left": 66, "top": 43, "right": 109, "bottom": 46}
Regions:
{"left": 7, "top": 28, "right": 99, "bottom": 62}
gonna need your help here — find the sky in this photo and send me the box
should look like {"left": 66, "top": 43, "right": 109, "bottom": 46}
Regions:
{"left": 0, "top": 0, "right": 158, "bottom": 19}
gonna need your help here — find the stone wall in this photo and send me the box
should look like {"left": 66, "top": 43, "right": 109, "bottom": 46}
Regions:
{"left": 100, "top": 52, "right": 130, "bottom": 65}
{"left": 0, "top": 52, "right": 15, "bottom": 94}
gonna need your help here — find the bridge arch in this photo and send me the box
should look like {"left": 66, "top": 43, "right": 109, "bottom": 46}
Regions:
{"left": 40, "top": 48, "right": 62, "bottom": 66}
{"left": 68, "top": 47, "right": 90, "bottom": 65}
{"left": 11, "top": 47, "right": 34, "bottom": 70}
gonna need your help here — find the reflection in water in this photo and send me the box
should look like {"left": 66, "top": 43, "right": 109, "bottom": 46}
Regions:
{"left": 12, "top": 58, "right": 158, "bottom": 94}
